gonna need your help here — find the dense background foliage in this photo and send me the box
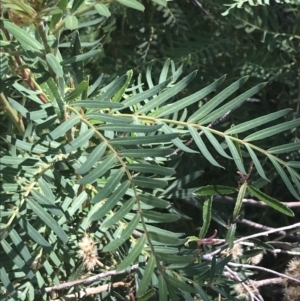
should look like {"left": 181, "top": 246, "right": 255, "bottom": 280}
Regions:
{"left": 0, "top": 0, "right": 300, "bottom": 300}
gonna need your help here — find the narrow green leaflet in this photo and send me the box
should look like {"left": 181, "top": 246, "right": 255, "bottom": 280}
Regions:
{"left": 6, "top": 136, "right": 48, "bottom": 154}
{"left": 110, "top": 133, "right": 178, "bottom": 145}
{"left": 268, "top": 154, "right": 300, "bottom": 200}
{"left": 8, "top": 98, "right": 28, "bottom": 117}
{"left": 245, "top": 118, "right": 300, "bottom": 141}
{"left": 188, "top": 125, "right": 223, "bottom": 167}
{"left": 0, "top": 265, "right": 17, "bottom": 298}
{"left": 143, "top": 210, "right": 179, "bottom": 223}
{"left": 195, "top": 185, "right": 236, "bottom": 196}
{"left": 156, "top": 253, "right": 194, "bottom": 264}
{"left": 157, "top": 75, "right": 226, "bottom": 118}
{"left": 61, "top": 49, "right": 101, "bottom": 65}
{"left": 46, "top": 53, "right": 63, "bottom": 78}
{"left": 159, "top": 276, "right": 168, "bottom": 301}
{"left": 38, "top": 178, "right": 55, "bottom": 204}
{"left": 103, "top": 214, "right": 140, "bottom": 252}
{"left": 1, "top": 239, "right": 36, "bottom": 282}
{"left": 86, "top": 113, "right": 132, "bottom": 124}
{"left": 46, "top": 115, "right": 80, "bottom": 141}
{"left": 90, "top": 181, "right": 130, "bottom": 221}
{"left": 134, "top": 176, "right": 167, "bottom": 189}
{"left": 116, "top": 234, "right": 146, "bottom": 271}
{"left": 233, "top": 182, "right": 247, "bottom": 220}
{"left": 113, "top": 70, "right": 133, "bottom": 102}
{"left": 9, "top": 229, "right": 32, "bottom": 263}
{"left": 224, "top": 136, "right": 247, "bottom": 174}
{"left": 160, "top": 123, "right": 197, "bottom": 153}
{"left": 159, "top": 58, "right": 171, "bottom": 84}
{"left": 73, "top": 100, "right": 123, "bottom": 109}
{"left": 287, "top": 161, "right": 300, "bottom": 169}
{"left": 198, "top": 83, "right": 266, "bottom": 125}
{"left": 45, "top": 77, "right": 65, "bottom": 118}
{"left": 201, "top": 128, "right": 232, "bottom": 159}
{"left": 95, "top": 3, "right": 111, "bottom": 17}
{"left": 151, "top": 0, "right": 167, "bottom": 6}
{"left": 138, "top": 289, "right": 156, "bottom": 301}
{"left": 226, "top": 223, "right": 236, "bottom": 248}
{"left": 225, "top": 109, "right": 292, "bottom": 135}
{"left": 137, "top": 255, "right": 156, "bottom": 297}
{"left": 248, "top": 185, "right": 294, "bottom": 216}
{"left": 147, "top": 230, "right": 182, "bottom": 245}
{"left": 2, "top": 20, "right": 43, "bottom": 51}
{"left": 88, "top": 74, "right": 103, "bottom": 96}
{"left": 78, "top": 154, "right": 116, "bottom": 184}
{"left": 268, "top": 142, "right": 300, "bottom": 154}
{"left": 163, "top": 170, "right": 204, "bottom": 195}
{"left": 99, "top": 124, "right": 162, "bottom": 133}
{"left": 90, "top": 168, "right": 125, "bottom": 204}
{"left": 1, "top": 156, "right": 42, "bottom": 166}
{"left": 64, "top": 80, "right": 88, "bottom": 103}
{"left": 163, "top": 272, "right": 196, "bottom": 293}
{"left": 195, "top": 285, "right": 211, "bottom": 301}
{"left": 96, "top": 74, "right": 128, "bottom": 102}
{"left": 31, "top": 190, "right": 63, "bottom": 216}
{"left": 122, "top": 79, "right": 171, "bottom": 109}
{"left": 199, "top": 197, "right": 213, "bottom": 239}
{"left": 244, "top": 143, "right": 268, "bottom": 180}
{"left": 100, "top": 198, "right": 135, "bottom": 230}
{"left": 127, "top": 164, "right": 175, "bottom": 176}
{"left": 138, "top": 72, "right": 197, "bottom": 114}
{"left": 188, "top": 76, "right": 248, "bottom": 122}
{"left": 76, "top": 143, "right": 107, "bottom": 174}
{"left": 287, "top": 167, "right": 300, "bottom": 193}
{"left": 18, "top": 217, "right": 52, "bottom": 251}
{"left": 117, "top": 0, "right": 145, "bottom": 11}
{"left": 139, "top": 195, "right": 170, "bottom": 208}
{"left": 62, "top": 128, "right": 94, "bottom": 153}
{"left": 118, "top": 148, "right": 173, "bottom": 158}
{"left": 26, "top": 198, "right": 68, "bottom": 242}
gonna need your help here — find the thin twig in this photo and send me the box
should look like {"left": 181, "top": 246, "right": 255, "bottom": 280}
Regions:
{"left": 252, "top": 277, "right": 284, "bottom": 287}
{"left": 213, "top": 195, "right": 300, "bottom": 208}
{"left": 224, "top": 265, "right": 263, "bottom": 301}
{"left": 235, "top": 223, "right": 300, "bottom": 244}
{"left": 44, "top": 264, "right": 138, "bottom": 293}
{"left": 51, "top": 282, "right": 127, "bottom": 301}
{"left": 238, "top": 218, "right": 289, "bottom": 236}
{"left": 228, "top": 262, "right": 300, "bottom": 284}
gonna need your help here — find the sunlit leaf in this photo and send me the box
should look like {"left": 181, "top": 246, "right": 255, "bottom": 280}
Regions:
{"left": 103, "top": 214, "right": 140, "bottom": 252}
{"left": 117, "top": 0, "right": 145, "bottom": 11}
{"left": 78, "top": 154, "right": 116, "bottom": 184}
{"left": 95, "top": 3, "right": 111, "bottom": 17}
{"left": 76, "top": 143, "right": 107, "bottom": 174}
{"left": 188, "top": 76, "right": 248, "bottom": 123}
{"left": 245, "top": 119, "right": 300, "bottom": 141}
{"left": 117, "top": 234, "right": 146, "bottom": 271}
{"left": 26, "top": 198, "right": 68, "bottom": 242}
{"left": 157, "top": 75, "right": 226, "bottom": 118}
{"left": 100, "top": 197, "right": 135, "bottom": 230}
{"left": 65, "top": 15, "right": 78, "bottom": 30}
{"left": 46, "top": 53, "right": 63, "bottom": 78}
{"left": 225, "top": 109, "right": 292, "bottom": 135}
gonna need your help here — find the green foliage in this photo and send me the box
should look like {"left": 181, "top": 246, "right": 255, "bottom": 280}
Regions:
{"left": 0, "top": 0, "right": 299, "bottom": 300}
